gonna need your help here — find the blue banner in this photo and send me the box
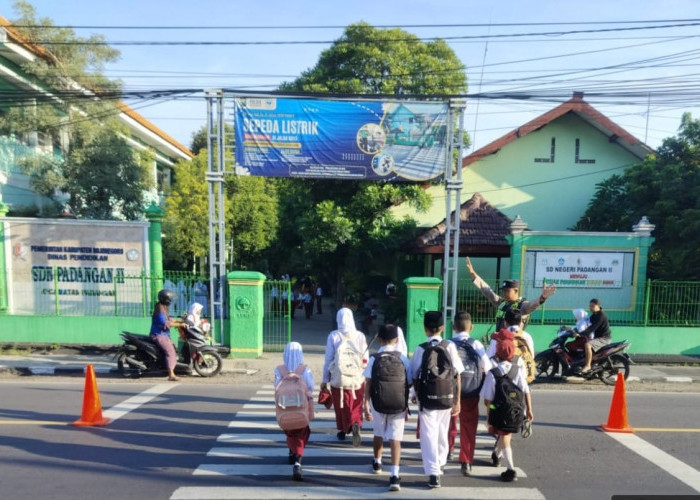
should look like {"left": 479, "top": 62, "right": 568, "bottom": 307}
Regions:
{"left": 234, "top": 97, "right": 449, "bottom": 181}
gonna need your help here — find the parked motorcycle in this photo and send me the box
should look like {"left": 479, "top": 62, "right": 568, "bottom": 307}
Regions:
{"left": 116, "top": 324, "right": 223, "bottom": 378}
{"left": 534, "top": 325, "right": 632, "bottom": 385}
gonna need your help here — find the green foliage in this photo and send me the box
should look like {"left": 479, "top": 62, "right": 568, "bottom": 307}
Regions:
{"left": 164, "top": 150, "right": 278, "bottom": 271}
{"left": 272, "top": 22, "right": 466, "bottom": 297}
{"left": 1, "top": 2, "right": 155, "bottom": 220}
{"left": 574, "top": 113, "right": 700, "bottom": 279}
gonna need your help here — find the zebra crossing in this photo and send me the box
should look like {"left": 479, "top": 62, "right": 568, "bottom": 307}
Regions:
{"left": 170, "top": 385, "right": 546, "bottom": 499}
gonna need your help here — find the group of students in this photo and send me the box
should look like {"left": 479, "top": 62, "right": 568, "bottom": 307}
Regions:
{"left": 273, "top": 306, "right": 535, "bottom": 491}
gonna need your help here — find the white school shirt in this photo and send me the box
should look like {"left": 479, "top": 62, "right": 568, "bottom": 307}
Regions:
{"left": 408, "top": 335, "right": 466, "bottom": 385}
{"left": 451, "top": 332, "right": 493, "bottom": 374}
{"left": 479, "top": 357, "right": 530, "bottom": 402}
{"left": 487, "top": 326, "right": 535, "bottom": 358}
{"left": 363, "top": 344, "right": 411, "bottom": 379}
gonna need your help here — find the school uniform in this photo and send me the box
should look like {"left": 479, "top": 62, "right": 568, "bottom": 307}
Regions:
{"left": 409, "top": 335, "right": 465, "bottom": 477}
{"left": 448, "top": 332, "right": 492, "bottom": 466}
{"left": 274, "top": 343, "right": 315, "bottom": 461}
{"left": 363, "top": 344, "right": 411, "bottom": 441}
{"left": 322, "top": 309, "right": 368, "bottom": 433}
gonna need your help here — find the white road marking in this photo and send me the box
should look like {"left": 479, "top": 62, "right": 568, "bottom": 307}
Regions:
{"left": 217, "top": 432, "right": 494, "bottom": 445}
{"left": 193, "top": 463, "right": 527, "bottom": 478}
{"left": 207, "top": 446, "right": 493, "bottom": 459}
{"left": 102, "top": 384, "right": 176, "bottom": 422}
{"left": 606, "top": 432, "right": 700, "bottom": 492}
{"left": 171, "top": 486, "right": 544, "bottom": 499}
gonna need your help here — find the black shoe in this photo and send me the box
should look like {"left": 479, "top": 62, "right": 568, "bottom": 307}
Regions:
{"left": 292, "top": 464, "right": 303, "bottom": 481}
{"left": 372, "top": 460, "right": 383, "bottom": 474}
{"left": 351, "top": 422, "right": 362, "bottom": 447}
{"left": 389, "top": 475, "right": 401, "bottom": 492}
{"left": 491, "top": 450, "right": 501, "bottom": 467}
{"left": 428, "top": 475, "right": 441, "bottom": 488}
{"left": 501, "top": 468, "right": 517, "bottom": 482}
{"left": 337, "top": 431, "right": 346, "bottom": 441}
{"left": 461, "top": 462, "right": 472, "bottom": 476}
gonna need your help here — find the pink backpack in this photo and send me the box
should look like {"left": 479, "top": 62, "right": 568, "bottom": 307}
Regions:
{"left": 275, "top": 364, "right": 313, "bottom": 431}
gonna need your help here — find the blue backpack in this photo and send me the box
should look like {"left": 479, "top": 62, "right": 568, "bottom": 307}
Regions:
{"left": 452, "top": 337, "right": 484, "bottom": 398}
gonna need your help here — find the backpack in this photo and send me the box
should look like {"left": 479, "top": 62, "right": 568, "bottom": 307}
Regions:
{"left": 275, "top": 364, "right": 313, "bottom": 431}
{"left": 513, "top": 331, "right": 536, "bottom": 384}
{"left": 452, "top": 337, "right": 484, "bottom": 398}
{"left": 416, "top": 340, "right": 458, "bottom": 410}
{"left": 487, "top": 358, "right": 525, "bottom": 433}
{"left": 370, "top": 351, "right": 408, "bottom": 415}
{"left": 329, "top": 333, "right": 365, "bottom": 389}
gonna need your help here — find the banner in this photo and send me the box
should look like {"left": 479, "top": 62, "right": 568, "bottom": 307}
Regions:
{"left": 234, "top": 97, "right": 449, "bottom": 181}
{"left": 533, "top": 251, "right": 627, "bottom": 288}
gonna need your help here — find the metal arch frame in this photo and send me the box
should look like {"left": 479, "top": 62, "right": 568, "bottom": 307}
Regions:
{"left": 442, "top": 99, "right": 467, "bottom": 327}
{"left": 205, "top": 89, "right": 227, "bottom": 345}
{"left": 205, "top": 91, "right": 465, "bottom": 339}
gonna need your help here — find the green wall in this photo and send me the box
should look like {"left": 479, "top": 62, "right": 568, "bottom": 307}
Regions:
{"left": 392, "top": 112, "right": 644, "bottom": 232}
{"left": 0, "top": 315, "right": 697, "bottom": 356}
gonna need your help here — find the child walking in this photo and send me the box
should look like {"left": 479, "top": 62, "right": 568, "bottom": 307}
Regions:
{"left": 409, "top": 311, "right": 464, "bottom": 489}
{"left": 274, "top": 342, "right": 315, "bottom": 482}
{"left": 363, "top": 324, "right": 411, "bottom": 492}
{"left": 480, "top": 330, "right": 534, "bottom": 482}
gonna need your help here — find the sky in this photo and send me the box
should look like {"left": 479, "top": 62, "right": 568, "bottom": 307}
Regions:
{"left": 3, "top": 0, "right": 700, "bottom": 153}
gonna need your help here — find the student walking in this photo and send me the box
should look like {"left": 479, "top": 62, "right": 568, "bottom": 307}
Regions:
{"left": 481, "top": 329, "right": 534, "bottom": 482}
{"left": 409, "top": 311, "right": 464, "bottom": 488}
{"left": 321, "top": 308, "right": 368, "bottom": 446}
{"left": 363, "top": 324, "right": 411, "bottom": 492}
{"left": 274, "top": 342, "right": 315, "bottom": 482}
{"left": 447, "top": 312, "right": 492, "bottom": 476}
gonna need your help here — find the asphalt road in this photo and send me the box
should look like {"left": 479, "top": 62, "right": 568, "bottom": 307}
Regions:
{"left": 1, "top": 378, "right": 699, "bottom": 500}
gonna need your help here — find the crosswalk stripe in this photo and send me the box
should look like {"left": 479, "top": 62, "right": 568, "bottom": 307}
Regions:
{"left": 193, "top": 463, "right": 527, "bottom": 478}
{"left": 217, "top": 432, "right": 494, "bottom": 446}
{"left": 171, "top": 486, "right": 545, "bottom": 499}
{"left": 207, "top": 446, "right": 494, "bottom": 459}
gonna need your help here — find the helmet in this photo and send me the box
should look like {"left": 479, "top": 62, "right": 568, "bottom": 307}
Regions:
{"left": 157, "top": 289, "right": 177, "bottom": 306}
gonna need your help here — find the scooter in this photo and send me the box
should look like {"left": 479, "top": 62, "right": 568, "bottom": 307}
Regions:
{"left": 534, "top": 325, "right": 632, "bottom": 385}
{"left": 116, "top": 324, "right": 223, "bottom": 378}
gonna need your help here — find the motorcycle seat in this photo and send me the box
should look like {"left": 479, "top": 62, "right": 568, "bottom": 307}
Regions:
{"left": 121, "top": 331, "right": 157, "bottom": 344}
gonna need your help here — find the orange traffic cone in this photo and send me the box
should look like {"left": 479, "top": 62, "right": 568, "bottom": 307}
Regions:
{"left": 73, "top": 364, "right": 110, "bottom": 427}
{"left": 600, "top": 372, "right": 634, "bottom": 433}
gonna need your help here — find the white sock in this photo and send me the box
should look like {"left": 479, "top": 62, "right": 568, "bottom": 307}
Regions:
{"left": 391, "top": 465, "right": 400, "bottom": 476}
{"left": 503, "top": 447, "right": 514, "bottom": 470}
{"left": 495, "top": 439, "right": 503, "bottom": 458}
{"left": 374, "top": 458, "right": 382, "bottom": 465}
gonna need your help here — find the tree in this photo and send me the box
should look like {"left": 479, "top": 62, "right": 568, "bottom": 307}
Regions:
{"left": 1, "top": 1, "right": 153, "bottom": 219}
{"left": 164, "top": 150, "right": 278, "bottom": 272}
{"left": 574, "top": 113, "right": 700, "bottom": 279}
{"left": 274, "top": 23, "right": 468, "bottom": 302}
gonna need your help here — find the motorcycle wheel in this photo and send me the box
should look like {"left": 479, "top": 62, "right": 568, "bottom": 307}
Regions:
{"left": 193, "top": 350, "right": 223, "bottom": 377}
{"left": 116, "top": 353, "right": 142, "bottom": 378}
{"left": 536, "top": 357, "right": 559, "bottom": 379}
{"left": 599, "top": 354, "right": 630, "bottom": 386}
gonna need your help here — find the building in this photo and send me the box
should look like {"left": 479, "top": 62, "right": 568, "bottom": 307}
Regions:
{"left": 0, "top": 14, "right": 193, "bottom": 213}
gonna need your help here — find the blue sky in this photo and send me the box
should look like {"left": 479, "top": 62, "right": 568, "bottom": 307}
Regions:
{"left": 3, "top": 0, "right": 700, "bottom": 152}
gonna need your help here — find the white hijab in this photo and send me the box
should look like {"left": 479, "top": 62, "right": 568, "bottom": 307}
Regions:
{"left": 573, "top": 308, "right": 591, "bottom": 332}
{"left": 283, "top": 341, "right": 305, "bottom": 372}
{"left": 186, "top": 302, "right": 204, "bottom": 327}
{"left": 336, "top": 307, "right": 357, "bottom": 334}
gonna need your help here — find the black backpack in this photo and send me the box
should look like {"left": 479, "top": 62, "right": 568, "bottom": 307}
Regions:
{"left": 416, "top": 340, "right": 458, "bottom": 410}
{"left": 487, "top": 357, "right": 526, "bottom": 433}
{"left": 370, "top": 351, "right": 408, "bottom": 414}
{"left": 452, "top": 338, "right": 484, "bottom": 398}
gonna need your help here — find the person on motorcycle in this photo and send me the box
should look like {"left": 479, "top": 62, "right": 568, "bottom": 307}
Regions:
{"left": 465, "top": 257, "right": 556, "bottom": 331}
{"left": 578, "top": 298, "right": 611, "bottom": 374}
{"left": 150, "top": 289, "right": 182, "bottom": 381}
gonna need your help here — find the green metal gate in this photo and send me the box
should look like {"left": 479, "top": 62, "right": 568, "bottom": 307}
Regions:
{"left": 263, "top": 280, "right": 292, "bottom": 352}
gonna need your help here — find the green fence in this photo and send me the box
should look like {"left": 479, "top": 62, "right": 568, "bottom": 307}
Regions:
{"left": 453, "top": 279, "right": 700, "bottom": 327}
{"left": 262, "top": 280, "right": 291, "bottom": 352}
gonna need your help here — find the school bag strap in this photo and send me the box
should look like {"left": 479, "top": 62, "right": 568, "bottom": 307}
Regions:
{"left": 277, "top": 364, "right": 289, "bottom": 377}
